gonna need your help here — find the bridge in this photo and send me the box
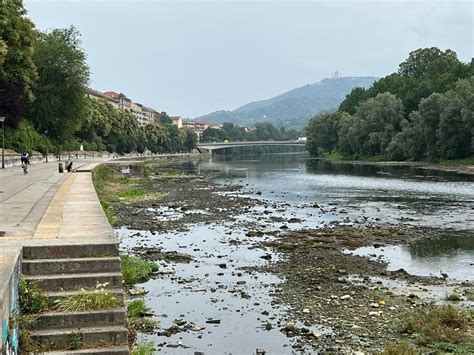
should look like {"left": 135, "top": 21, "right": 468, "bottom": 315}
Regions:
{"left": 196, "top": 140, "right": 307, "bottom": 154}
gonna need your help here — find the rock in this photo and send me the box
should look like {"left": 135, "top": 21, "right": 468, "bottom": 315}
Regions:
{"left": 236, "top": 280, "right": 246, "bottom": 285}
{"left": 206, "top": 319, "right": 221, "bottom": 324}
{"left": 156, "top": 267, "right": 175, "bottom": 275}
{"left": 129, "top": 287, "right": 147, "bottom": 296}
{"left": 256, "top": 348, "right": 266, "bottom": 355}
{"left": 284, "top": 322, "right": 296, "bottom": 332}
{"left": 302, "top": 308, "right": 310, "bottom": 314}
{"left": 369, "top": 302, "right": 379, "bottom": 308}
{"left": 312, "top": 330, "right": 323, "bottom": 338}
{"left": 340, "top": 295, "right": 351, "bottom": 300}
{"left": 368, "top": 311, "right": 380, "bottom": 316}
{"left": 218, "top": 263, "right": 227, "bottom": 269}
{"left": 260, "top": 254, "right": 272, "bottom": 260}
{"left": 288, "top": 218, "right": 302, "bottom": 223}
{"left": 265, "top": 322, "right": 272, "bottom": 331}
{"left": 173, "top": 319, "right": 186, "bottom": 326}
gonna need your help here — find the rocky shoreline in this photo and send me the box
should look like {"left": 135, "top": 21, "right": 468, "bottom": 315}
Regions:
{"left": 111, "top": 160, "right": 473, "bottom": 353}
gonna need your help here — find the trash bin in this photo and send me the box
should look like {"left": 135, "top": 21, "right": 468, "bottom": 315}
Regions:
{"left": 58, "top": 162, "right": 64, "bottom": 173}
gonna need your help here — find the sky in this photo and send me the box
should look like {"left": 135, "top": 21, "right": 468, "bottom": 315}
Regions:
{"left": 24, "top": 0, "right": 473, "bottom": 118}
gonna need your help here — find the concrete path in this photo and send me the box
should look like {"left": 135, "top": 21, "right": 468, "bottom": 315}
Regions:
{"left": 0, "top": 159, "right": 112, "bottom": 241}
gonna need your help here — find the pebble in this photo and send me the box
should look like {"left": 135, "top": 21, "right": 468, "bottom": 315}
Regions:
{"left": 340, "top": 294, "right": 351, "bottom": 300}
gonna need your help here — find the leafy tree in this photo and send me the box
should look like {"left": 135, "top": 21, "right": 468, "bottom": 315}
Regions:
{"left": 28, "top": 27, "right": 90, "bottom": 143}
{"left": 0, "top": 0, "right": 37, "bottom": 125}
{"left": 184, "top": 129, "right": 197, "bottom": 152}
{"left": 339, "top": 87, "right": 367, "bottom": 114}
{"left": 305, "top": 111, "right": 345, "bottom": 156}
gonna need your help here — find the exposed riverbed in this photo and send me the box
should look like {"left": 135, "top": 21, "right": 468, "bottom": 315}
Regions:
{"left": 113, "top": 154, "right": 474, "bottom": 354}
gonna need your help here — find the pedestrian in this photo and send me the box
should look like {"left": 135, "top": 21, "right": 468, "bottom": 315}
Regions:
{"left": 66, "top": 161, "right": 73, "bottom": 173}
{"left": 20, "top": 152, "right": 28, "bottom": 174}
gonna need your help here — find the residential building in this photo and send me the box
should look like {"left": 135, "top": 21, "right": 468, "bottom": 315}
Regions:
{"left": 183, "top": 118, "right": 221, "bottom": 138}
{"left": 84, "top": 88, "right": 120, "bottom": 108}
{"left": 103, "top": 91, "right": 132, "bottom": 111}
{"left": 170, "top": 116, "right": 183, "bottom": 128}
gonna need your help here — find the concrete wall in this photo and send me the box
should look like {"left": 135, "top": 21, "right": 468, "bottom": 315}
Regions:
{"left": 0, "top": 249, "right": 22, "bottom": 355}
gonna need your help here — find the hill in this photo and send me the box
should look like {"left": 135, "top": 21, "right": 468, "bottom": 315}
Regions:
{"left": 197, "top": 76, "right": 377, "bottom": 129}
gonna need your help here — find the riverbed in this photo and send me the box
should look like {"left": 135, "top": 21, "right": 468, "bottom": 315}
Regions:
{"left": 117, "top": 153, "right": 474, "bottom": 353}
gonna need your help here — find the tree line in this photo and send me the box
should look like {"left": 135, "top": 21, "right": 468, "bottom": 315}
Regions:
{"left": 0, "top": 1, "right": 197, "bottom": 155}
{"left": 306, "top": 48, "right": 474, "bottom": 161}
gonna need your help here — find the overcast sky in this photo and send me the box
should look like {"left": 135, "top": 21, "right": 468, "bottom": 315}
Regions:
{"left": 24, "top": 0, "right": 473, "bottom": 117}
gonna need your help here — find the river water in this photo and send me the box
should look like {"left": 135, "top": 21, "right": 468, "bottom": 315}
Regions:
{"left": 119, "top": 153, "right": 474, "bottom": 354}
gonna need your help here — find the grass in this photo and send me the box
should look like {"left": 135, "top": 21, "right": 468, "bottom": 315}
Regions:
{"left": 464, "top": 288, "right": 474, "bottom": 301}
{"left": 446, "top": 292, "right": 461, "bottom": 302}
{"left": 131, "top": 341, "right": 155, "bottom": 355}
{"left": 120, "top": 255, "right": 158, "bottom": 284}
{"left": 53, "top": 287, "right": 121, "bottom": 311}
{"left": 127, "top": 299, "right": 148, "bottom": 318}
{"left": 19, "top": 277, "right": 51, "bottom": 314}
{"left": 399, "top": 304, "right": 473, "bottom": 349}
{"left": 127, "top": 299, "right": 156, "bottom": 333}
{"left": 380, "top": 340, "right": 420, "bottom": 355}
{"left": 321, "top": 151, "right": 344, "bottom": 160}
{"left": 116, "top": 187, "right": 147, "bottom": 199}
{"left": 440, "top": 156, "right": 474, "bottom": 166}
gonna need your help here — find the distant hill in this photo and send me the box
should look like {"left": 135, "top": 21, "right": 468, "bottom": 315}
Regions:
{"left": 197, "top": 76, "right": 377, "bottom": 129}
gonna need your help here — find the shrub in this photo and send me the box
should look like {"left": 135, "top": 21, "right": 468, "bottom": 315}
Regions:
{"left": 446, "top": 292, "right": 461, "bottom": 301}
{"left": 380, "top": 341, "right": 420, "bottom": 355}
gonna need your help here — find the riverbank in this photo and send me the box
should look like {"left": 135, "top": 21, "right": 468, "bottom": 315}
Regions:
{"left": 318, "top": 153, "right": 474, "bottom": 176}
{"left": 99, "top": 156, "right": 473, "bottom": 353}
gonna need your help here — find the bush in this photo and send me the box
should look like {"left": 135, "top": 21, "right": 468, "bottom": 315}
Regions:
{"left": 446, "top": 292, "right": 461, "bottom": 301}
{"left": 127, "top": 299, "right": 148, "bottom": 318}
{"left": 120, "top": 255, "right": 158, "bottom": 284}
{"left": 380, "top": 340, "right": 420, "bottom": 355}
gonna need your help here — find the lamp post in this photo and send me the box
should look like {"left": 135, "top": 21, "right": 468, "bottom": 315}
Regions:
{"left": 0, "top": 117, "right": 5, "bottom": 169}
{"left": 44, "top": 130, "right": 48, "bottom": 162}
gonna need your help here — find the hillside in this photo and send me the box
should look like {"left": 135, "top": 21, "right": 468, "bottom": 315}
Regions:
{"left": 197, "top": 76, "right": 377, "bottom": 129}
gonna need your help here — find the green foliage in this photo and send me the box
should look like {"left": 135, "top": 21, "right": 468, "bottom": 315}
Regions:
{"left": 4, "top": 121, "right": 53, "bottom": 153}
{"left": 127, "top": 299, "right": 148, "bottom": 318}
{"left": 68, "top": 331, "right": 84, "bottom": 351}
{"left": 400, "top": 304, "right": 471, "bottom": 345}
{"left": 28, "top": 26, "right": 90, "bottom": 143}
{"left": 120, "top": 255, "right": 158, "bottom": 284}
{"left": 446, "top": 293, "right": 461, "bottom": 302}
{"left": 309, "top": 48, "right": 473, "bottom": 162}
{"left": 54, "top": 288, "right": 120, "bottom": 311}
{"left": 380, "top": 341, "right": 420, "bottom": 355}
{"left": 131, "top": 341, "right": 155, "bottom": 355}
{"left": 0, "top": 0, "right": 38, "bottom": 102}
{"left": 18, "top": 277, "right": 50, "bottom": 314}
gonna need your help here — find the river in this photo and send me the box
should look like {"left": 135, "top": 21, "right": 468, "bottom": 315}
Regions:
{"left": 119, "top": 153, "right": 474, "bottom": 354}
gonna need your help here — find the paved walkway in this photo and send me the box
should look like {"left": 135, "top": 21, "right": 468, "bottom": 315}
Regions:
{"left": 0, "top": 159, "right": 114, "bottom": 244}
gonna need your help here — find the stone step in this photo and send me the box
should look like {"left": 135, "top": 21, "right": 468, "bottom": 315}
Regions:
{"left": 46, "top": 289, "right": 124, "bottom": 304}
{"left": 23, "top": 243, "right": 119, "bottom": 260}
{"left": 22, "top": 257, "right": 121, "bottom": 276}
{"left": 30, "top": 309, "right": 126, "bottom": 331}
{"left": 30, "top": 326, "right": 128, "bottom": 349}
{"left": 40, "top": 345, "right": 130, "bottom": 354}
{"left": 25, "top": 272, "right": 123, "bottom": 292}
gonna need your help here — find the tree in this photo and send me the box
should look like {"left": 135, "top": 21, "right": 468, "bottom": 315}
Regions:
{"left": 28, "top": 27, "right": 90, "bottom": 143}
{"left": 0, "top": 0, "right": 38, "bottom": 125}
{"left": 339, "top": 87, "right": 367, "bottom": 115}
{"left": 184, "top": 129, "right": 197, "bottom": 152}
{"left": 398, "top": 47, "right": 459, "bottom": 78}
{"left": 305, "top": 111, "right": 345, "bottom": 156}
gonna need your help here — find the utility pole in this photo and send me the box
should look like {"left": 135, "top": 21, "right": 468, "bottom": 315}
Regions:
{"left": 0, "top": 117, "right": 5, "bottom": 169}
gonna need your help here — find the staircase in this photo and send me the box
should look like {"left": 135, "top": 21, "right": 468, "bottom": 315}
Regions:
{"left": 22, "top": 243, "right": 130, "bottom": 355}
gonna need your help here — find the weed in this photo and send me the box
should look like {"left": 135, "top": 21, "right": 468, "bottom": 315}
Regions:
{"left": 68, "top": 331, "right": 84, "bottom": 350}
{"left": 380, "top": 340, "right": 420, "bottom": 355}
{"left": 19, "top": 277, "right": 50, "bottom": 314}
{"left": 399, "top": 304, "right": 471, "bottom": 345}
{"left": 127, "top": 299, "right": 156, "bottom": 333}
{"left": 117, "top": 187, "right": 146, "bottom": 199}
{"left": 120, "top": 255, "right": 158, "bottom": 284}
{"left": 446, "top": 292, "right": 461, "bottom": 301}
{"left": 53, "top": 286, "right": 120, "bottom": 311}
{"left": 131, "top": 341, "right": 155, "bottom": 355}
{"left": 127, "top": 299, "right": 148, "bottom": 318}
{"left": 464, "top": 288, "right": 474, "bottom": 301}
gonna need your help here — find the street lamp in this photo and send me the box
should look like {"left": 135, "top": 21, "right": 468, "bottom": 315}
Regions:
{"left": 44, "top": 130, "right": 48, "bottom": 162}
{"left": 0, "top": 117, "right": 5, "bottom": 169}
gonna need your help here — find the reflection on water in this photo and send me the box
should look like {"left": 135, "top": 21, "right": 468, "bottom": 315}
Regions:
{"left": 348, "top": 233, "right": 474, "bottom": 281}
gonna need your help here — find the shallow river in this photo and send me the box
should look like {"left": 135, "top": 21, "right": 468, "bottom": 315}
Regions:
{"left": 120, "top": 153, "right": 474, "bottom": 354}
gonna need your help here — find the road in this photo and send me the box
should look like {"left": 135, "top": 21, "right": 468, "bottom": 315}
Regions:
{"left": 0, "top": 160, "right": 90, "bottom": 237}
